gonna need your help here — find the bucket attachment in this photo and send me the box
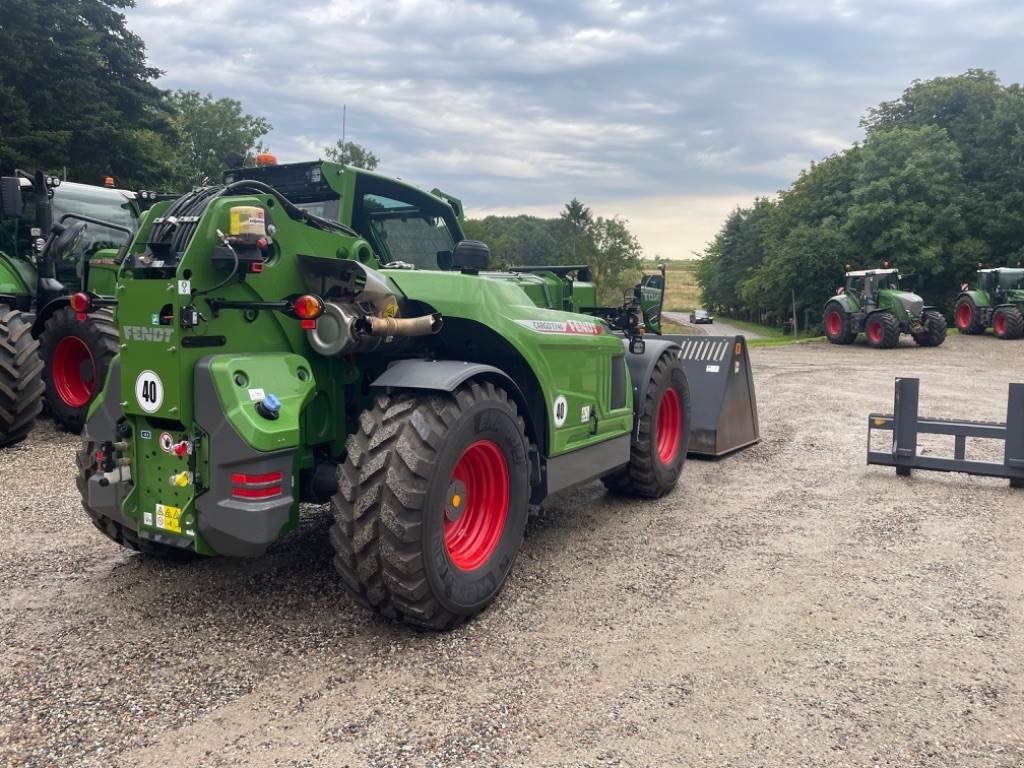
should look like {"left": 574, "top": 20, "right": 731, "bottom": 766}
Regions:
{"left": 665, "top": 334, "right": 760, "bottom": 458}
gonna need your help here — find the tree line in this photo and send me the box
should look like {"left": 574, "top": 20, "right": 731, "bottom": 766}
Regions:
{"left": 696, "top": 70, "right": 1024, "bottom": 326}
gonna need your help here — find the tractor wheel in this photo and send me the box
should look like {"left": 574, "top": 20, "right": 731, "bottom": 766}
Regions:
{"left": 823, "top": 303, "right": 856, "bottom": 344}
{"left": 865, "top": 311, "right": 900, "bottom": 349}
{"left": 331, "top": 380, "right": 530, "bottom": 630}
{"left": 602, "top": 351, "right": 690, "bottom": 498}
{"left": 0, "top": 305, "right": 46, "bottom": 449}
{"left": 954, "top": 297, "right": 985, "bottom": 335}
{"left": 76, "top": 438, "right": 195, "bottom": 560}
{"left": 39, "top": 307, "right": 119, "bottom": 433}
{"left": 913, "top": 309, "right": 947, "bottom": 347}
{"left": 993, "top": 307, "right": 1024, "bottom": 340}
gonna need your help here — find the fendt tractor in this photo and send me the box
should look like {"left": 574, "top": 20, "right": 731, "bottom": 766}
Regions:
{"left": 823, "top": 267, "right": 947, "bottom": 348}
{"left": 954, "top": 267, "right": 1024, "bottom": 340}
{"left": 70, "top": 159, "right": 753, "bottom": 629}
{"left": 0, "top": 171, "right": 158, "bottom": 445}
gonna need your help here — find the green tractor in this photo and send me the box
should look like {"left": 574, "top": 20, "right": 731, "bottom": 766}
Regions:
{"left": 74, "top": 160, "right": 717, "bottom": 629}
{"left": 954, "top": 267, "right": 1024, "bottom": 340}
{"left": 823, "top": 267, "right": 946, "bottom": 349}
{"left": 0, "top": 171, "right": 154, "bottom": 446}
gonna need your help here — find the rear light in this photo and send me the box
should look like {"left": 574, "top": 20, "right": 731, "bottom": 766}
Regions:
{"left": 293, "top": 295, "right": 323, "bottom": 320}
{"left": 231, "top": 471, "right": 283, "bottom": 500}
{"left": 69, "top": 292, "right": 91, "bottom": 314}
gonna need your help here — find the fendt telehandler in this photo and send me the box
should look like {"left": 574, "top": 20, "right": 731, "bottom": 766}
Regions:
{"left": 954, "top": 267, "right": 1024, "bottom": 340}
{"left": 0, "top": 171, "right": 161, "bottom": 445}
{"left": 823, "top": 267, "right": 946, "bottom": 348}
{"left": 75, "top": 160, "right": 757, "bottom": 628}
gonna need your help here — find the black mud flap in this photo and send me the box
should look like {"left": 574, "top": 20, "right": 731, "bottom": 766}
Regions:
{"left": 665, "top": 334, "right": 760, "bottom": 458}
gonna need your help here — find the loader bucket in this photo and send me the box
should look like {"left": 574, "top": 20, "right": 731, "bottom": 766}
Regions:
{"left": 665, "top": 334, "right": 760, "bottom": 458}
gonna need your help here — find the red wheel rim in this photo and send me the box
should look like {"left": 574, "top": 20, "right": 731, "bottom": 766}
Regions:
{"left": 867, "top": 320, "right": 883, "bottom": 344}
{"left": 51, "top": 336, "right": 96, "bottom": 408}
{"left": 655, "top": 386, "right": 682, "bottom": 464}
{"left": 994, "top": 312, "right": 1006, "bottom": 336}
{"left": 956, "top": 302, "right": 973, "bottom": 330}
{"left": 443, "top": 440, "right": 509, "bottom": 571}
{"left": 826, "top": 311, "right": 842, "bottom": 337}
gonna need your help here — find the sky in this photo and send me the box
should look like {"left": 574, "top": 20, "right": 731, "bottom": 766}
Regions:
{"left": 127, "top": 0, "right": 1024, "bottom": 260}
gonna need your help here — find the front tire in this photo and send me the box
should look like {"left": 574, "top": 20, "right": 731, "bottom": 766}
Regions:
{"left": 913, "top": 309, "right": 947, "bottom": 347}
{"left": 331, "top": 381, "right": 530, "bottom": 630}
{"left": 0, "top": 305, "right": 45, "bottom": 449}
{"left": 603, "top": 351, "right": 690, "bottom": 498}
{"left": 994, "top": 307, "right": 1024, "bottom": 340}
{"left": 39, "top": 307, "right": 119, "bottom": 433}
{"left": 824, "top": 303, "right": 856, "bottom": 344}
{"left": 955, "top": 297, "right": 984, "bottom": 335}
{"left": 865, "top": 311, "right": 900, "bottom": 349}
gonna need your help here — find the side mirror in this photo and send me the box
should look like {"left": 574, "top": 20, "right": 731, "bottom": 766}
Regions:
{"left": 451, "top": 240, "right": 490, "bottom": 271}
{"left": 0, "top": 177, "right": 23, "bottom": 218}
{"left": 46, "top": 221, "right": 87, "bottom": 263}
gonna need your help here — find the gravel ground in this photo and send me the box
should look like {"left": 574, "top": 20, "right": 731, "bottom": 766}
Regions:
{"left": 1, "top": 333, "right": 1022, "bottom": 767}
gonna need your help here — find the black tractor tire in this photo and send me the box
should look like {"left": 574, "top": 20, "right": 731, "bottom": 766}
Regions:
{"left": 954, "top": 297, "right": 985, "bottom": 335}
{"left": 39, "top": 307, "right": 119, "bottom": 434}
{"left": 602, "top": 351, "right": 690, "bottom": 498}
{"left": 994, "top": 306, "right": 1024, "bottom": 340}
{"left": 331, "top": 380, "right": 530, "bottom": 630}
{"left": 0, "top": 305, "right": 45, "bottom": 449}
{"left": 913, "top": 309, "right": 947, "bottom": 347}
{"left": 76, "top": 437, "right": 196, "bottom": 560}
{"left": 865, "top": 311, "right": 900, "bottom": 349}
{"left": 823, "top": 303, "right": 857, "bottom": 345}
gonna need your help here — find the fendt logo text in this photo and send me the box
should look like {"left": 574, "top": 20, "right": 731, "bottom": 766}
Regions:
{"left": 122, "top": 326, "right": 174, "bottom": 343}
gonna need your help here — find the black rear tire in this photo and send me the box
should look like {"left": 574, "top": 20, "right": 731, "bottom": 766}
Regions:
{"left": 994, "top": 306, "right": 1024, "bottom": 340}
{"left": 824, "top": 303, "right": 856, "bottom": 345}
{"left": 76, "top": 438, "right": 196, "bottom": 560}
{"left": 331, "top": 381, "right": 530, "bottom": 630}
{"left": 865, "top": 311, "right": 900, "bottom": 349}
{"left": 39, "top": 306, "right": 119, "bottom": 433}
{"left": 913, "top": 309, "right": 947, "bottom": 347}
{"left": 0, "top": 305, "right": 45, "bottom": 449}
{"left": 603, "top": 351, "right": 690, "bottom": 498}
{"left": 954, "top": 297, "right": 985, "bottom": 335}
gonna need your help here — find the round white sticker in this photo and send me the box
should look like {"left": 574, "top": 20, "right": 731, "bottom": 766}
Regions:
{"left": 553, "top": 395, "right": 568, "bottom": 428}
{"left": 135, "top": 370, "right": 164, "bottom": 413}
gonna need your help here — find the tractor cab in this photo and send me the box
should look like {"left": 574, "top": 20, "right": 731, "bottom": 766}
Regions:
{"left": 976, "top": 267, "right": 1024, "bottom": 300}
{"left": 843, "top": 268, "right": 901, "bottom": 307}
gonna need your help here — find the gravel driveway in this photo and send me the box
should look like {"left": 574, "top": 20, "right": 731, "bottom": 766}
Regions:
{"left": 1, "top": 333, "right": 1022, "bottom": 767}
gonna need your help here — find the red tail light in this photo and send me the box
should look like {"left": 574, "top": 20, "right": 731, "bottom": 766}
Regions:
{"left": 293, "top": 295, "right": 323, "bottom": 320}
{"left": 231, "top": 471, "right": 283, "bottom": 499}
{"left": 69, "top": 292, "right": 91, "bottom": 313}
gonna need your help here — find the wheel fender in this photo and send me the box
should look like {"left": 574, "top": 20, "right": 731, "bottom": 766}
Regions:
{"left": 32, "top": 296, "right": 71, "bottom": 337}
{"left": 958, "top": 290, "right": 989, "bottom": 308}
{"left": 825, "top": 294, "right": 858, "bottom": 314}
{"left": 621, "top": 338, "right": 681, "bottom": 435}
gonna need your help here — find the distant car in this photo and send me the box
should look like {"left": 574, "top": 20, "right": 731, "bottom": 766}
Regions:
{"left": 689, "top": 309, "right": 714, "bottom": 324}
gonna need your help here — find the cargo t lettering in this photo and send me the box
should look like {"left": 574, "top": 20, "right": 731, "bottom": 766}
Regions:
{"left": 123, "top": 326, "right": 174, "bottom": 343}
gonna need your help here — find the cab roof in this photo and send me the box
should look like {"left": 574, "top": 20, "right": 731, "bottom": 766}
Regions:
{"left": 845, "top": 268, "right": 899, "bottom": 277}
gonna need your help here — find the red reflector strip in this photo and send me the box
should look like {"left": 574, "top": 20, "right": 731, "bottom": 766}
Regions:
{"left": 231, "top": 471, "right": 282, "bottom": 485}
{"left": 300, "top": 318, "right": 316, "bottom": 330}
{"left": 232, "top": 485, "right": 282, "bottom": 499}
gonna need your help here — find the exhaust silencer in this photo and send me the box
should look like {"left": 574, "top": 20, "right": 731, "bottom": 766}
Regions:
{"left": 666, "top": 334, "right": 760, "bottom": 458}
{"left": 363, "top": 313, "right": 443, "bottom": 337}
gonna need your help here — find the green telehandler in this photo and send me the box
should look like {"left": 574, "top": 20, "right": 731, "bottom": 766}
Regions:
{"left": 823, "top": 267, "right": 946, "bottom": 348}
{"left": 75, "top": 159, "right": 758, "bottom": 629}
{"left": 954, "top": 267, "right": 1024, "bottom": 340}
{"left": 0, "top": 171, "right": 161, "bottom": 445}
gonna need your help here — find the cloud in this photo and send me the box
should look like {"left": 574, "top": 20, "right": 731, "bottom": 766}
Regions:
{"left": 126, "top": 0, "right": 1024, "bottom": 258}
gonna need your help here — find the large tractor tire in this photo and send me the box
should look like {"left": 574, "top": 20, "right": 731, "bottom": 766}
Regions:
{"left": 602, "top": 351, "right": 690, "bottom": 498}
{"left": 0, "top": 305, "right": 46, "bottom": 449}
{"left": 913, "top": 309, "right": 948, "bottom": 347}
{"left": 76, "top": 437, "right": 196, "bottom": 560}
{"left": 865, "top": 311, "right": 900, "bottom": 349}
{"left": 331, "top": 380, "right": 530, "bottom": 630}
{"left": 823, "top": 303, "right": 857, "bottom": 345}
{"left": 993, "top": 306, "right": 1024, "bottom": 340}
{"left": 39, "top": 307, "right": 119, "bottom": 433}
{"left": 954, "top": 297, "right": 985, "bottom": 335}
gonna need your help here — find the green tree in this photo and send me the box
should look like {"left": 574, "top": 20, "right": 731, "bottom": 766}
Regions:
{"left": 590, "top": 216, "right": 644, "bottom": 304}
{"left": 0, "top": 0, "right": 175, "bottom": 188}
{"left": 168, "top": 90, "right": 272, "bottom": 187}
{"left": 560, "top": 198, "right": 594, "bottom": 263}
{"left": 323, "top": 140, "right": 380, "bottom": 170}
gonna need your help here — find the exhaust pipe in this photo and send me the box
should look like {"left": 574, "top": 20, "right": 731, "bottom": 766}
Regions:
{"left": 363, "top": 313, "right": 443, "bottom": 337}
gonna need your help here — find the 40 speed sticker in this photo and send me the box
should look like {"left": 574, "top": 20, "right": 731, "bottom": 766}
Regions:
{"left": 135, "top": 370, "right": 164, "bottom": 413}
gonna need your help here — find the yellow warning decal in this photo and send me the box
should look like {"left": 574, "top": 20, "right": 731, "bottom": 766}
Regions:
{"left": 155, "top": 503, "right": 182, "bottom": 534}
